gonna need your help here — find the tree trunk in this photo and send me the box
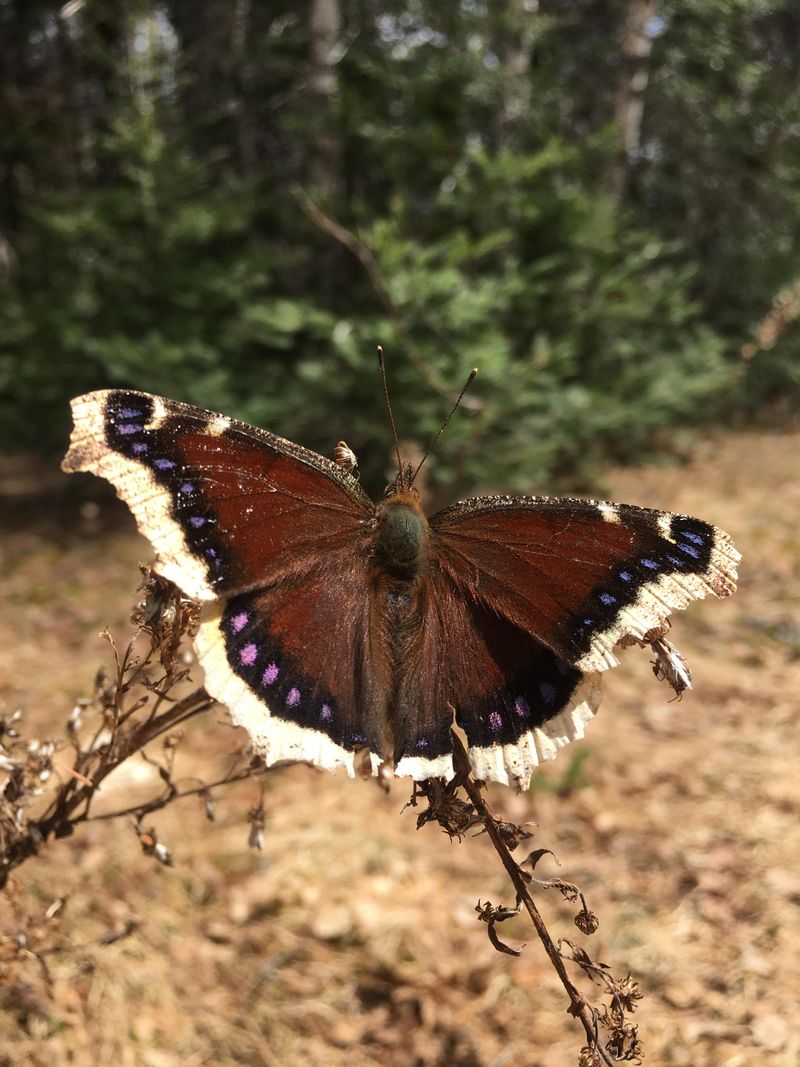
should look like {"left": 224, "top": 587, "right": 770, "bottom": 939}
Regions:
{"left": 308, "top": 0, "right": 342, "bottom": 199}
{"left": 605, "top": 0, "right": 657, "bottom": 203}
{"left": 231, "top": 0, "right": 257, "bottom": 173}
{"left": 495, "top": 0, "right": 538, "bottom": 142}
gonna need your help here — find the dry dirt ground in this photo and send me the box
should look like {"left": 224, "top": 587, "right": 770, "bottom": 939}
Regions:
{"left": 0, "top": 428, "right": 798, "bottom": 1067}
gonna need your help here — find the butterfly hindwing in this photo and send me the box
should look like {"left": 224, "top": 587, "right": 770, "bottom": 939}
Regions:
{"left": 62, "top": 389, "right": 373, "bottom": 601}
{"left": 196, "top": 558, "right": 390, "bottom": 776}
{"left": 392, "top": 570, "right": 601, "bottom": 788}
{"left": 430, "top": 496, "right": 739, "bottom": 674}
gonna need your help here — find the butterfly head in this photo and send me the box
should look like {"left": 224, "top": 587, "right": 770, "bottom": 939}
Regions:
{"left": 384, "top": 462, "right": 419, "bottom": 499}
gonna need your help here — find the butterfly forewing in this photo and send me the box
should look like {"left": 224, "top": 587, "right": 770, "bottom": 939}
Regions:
{"left": 62, "top": 389, "right": 373, "bottom": 600}
{"left": 430, "top": 496, "right": 739, "bottom": 673}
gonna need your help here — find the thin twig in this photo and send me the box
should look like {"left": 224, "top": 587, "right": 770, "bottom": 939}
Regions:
{"left": 290, "top": 183, "right": 482, "bottom": 411}
{"left": 84, "top": 764, "right": 263, "bottom": 823}
{"left": 0, "top": 687, "right": 216, "bottom": 887}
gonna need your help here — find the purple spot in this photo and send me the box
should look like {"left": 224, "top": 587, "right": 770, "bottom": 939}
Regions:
{"left": 619, "top": 570, "right": 632, "bottom": 582}
{"left": 598, "top": 592, "right": 617, "bottom": 606}
{"left": 285, "top": 687, "right": 301, "bottom": 707}
{"left": 514, "top": 696, "right": 530, "bottom": 718}
{"left": 352, "top": 733, "right": 368, "bottom": 745}
{"left": 681, "top": 530, "right": 705, "bottom": 545}
{"left": 239, "top": 643, "right": 258, "bottom": 667}
{"left": 230, "top": 611, "right": 249, "bottom": 633}
{"left": 320, "top": 703, "right": 333, "bottom": 721}
{"left": 583, "top": 618, "right": 594, "bottom": 626}
{"left": 539, "top": 682, "right": 557, "bottom": 705}
{"left": 206, "top": 548, "right": 218, "bottom": 558}
{"left": 117, "top": 423, "right": 141, "bottom": 435}
{"left": 189, "top": 516, "right": 206, "bottom": 528}
{"left": 180, "top": 482, "right": 195, "bottom": 494}
{"left": 154, "top": 458, "right": 175, "bottom": 470}
{"left": 677, "top": 542, "right": 700, "bottom": 559}
{"left": 132, "top": 442, "right": 148, "bottom": 454}
{"left": 667, "top": 555, "right": 685, "bottom": 568}
{"left": 117, "top": 407, "right": 142, "bottom": 418}
{"left": 262, "top": 663, "right": 279, "bottom": 685}
{"left": 415, "top": 737, "right": 429, "bottom": 749}
{"left": 488, "top": 711, "right": 503, "bottom": 732}
{"left": 641, "top": 558, "right": 659, "bottom": 570}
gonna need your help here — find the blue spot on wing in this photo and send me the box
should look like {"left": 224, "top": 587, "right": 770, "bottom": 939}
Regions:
{"left": 538, "top": 683, "right": 556, "bottom": 705}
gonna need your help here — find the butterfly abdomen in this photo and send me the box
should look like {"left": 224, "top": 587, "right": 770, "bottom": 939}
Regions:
{"left": 374, "top": 494, "right": 429, "bottom": 580}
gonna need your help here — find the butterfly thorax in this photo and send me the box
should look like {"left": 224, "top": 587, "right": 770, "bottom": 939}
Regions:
{"left": 374, "top": 491, "right": 429, "bottom": 581}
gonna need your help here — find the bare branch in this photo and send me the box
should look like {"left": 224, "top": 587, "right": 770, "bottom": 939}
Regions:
{"left": 290, "top": 184, "right": 482, "bottom": 412}
{"left": 0, "top": 569, "right": 268, "bottom": 889}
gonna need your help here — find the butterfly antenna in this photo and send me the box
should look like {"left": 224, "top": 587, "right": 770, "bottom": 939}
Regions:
{"left": 411, "top": 368, "right": 478, "bottom": 485}
{"left": 377, "top": 345, "right": 403, "bottom": 474}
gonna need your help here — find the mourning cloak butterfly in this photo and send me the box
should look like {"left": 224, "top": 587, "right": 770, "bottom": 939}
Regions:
{"left": 62, "top": 387, "right": 739, "bottom": 789}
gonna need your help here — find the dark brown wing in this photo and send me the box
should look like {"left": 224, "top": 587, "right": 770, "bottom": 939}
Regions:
{"left": 62, "top": 389, "right": 373, "bottom": 601}
{"left": 390, "top": 568, "right": 599, "bottom": 787}
{"left": 196, "top": 556, "right": 393, "bottom": 777}
{"left": 429, "top": 495, "right": 739, "bottom": 674}
{"left": 63, "top": 389, "right": 390, "bottom": 776}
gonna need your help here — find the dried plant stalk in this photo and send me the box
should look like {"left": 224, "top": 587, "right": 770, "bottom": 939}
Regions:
{"left": 0, "top": 568, "right": 267, "bottom": 889}
{"left": 411, "top": 735, "right": 643, "bottom": 1064}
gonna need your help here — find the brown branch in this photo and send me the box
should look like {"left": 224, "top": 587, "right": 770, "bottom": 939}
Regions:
{"left": 84, "top": 761, "right": 265, "bottom": 824}
{"left": 0, "top": 570, "right": 268, "bottom": 889}
{"left": 448, "top": 731, "right": 616, "bottom": 1064}
{"left": 739, "top": 275, "right": 800, "bottom": 367}
{"left": 0, "top": 686, "right": 216, "bottom": 887}
{"left": 290, "top": 183, "right": 482, "bottom": 411}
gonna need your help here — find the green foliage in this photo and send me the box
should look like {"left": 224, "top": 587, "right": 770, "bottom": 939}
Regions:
{"left": 0, "top": 1, "right": 796, "bottom": 494}
{"left": 358, "top": 145, "right": 731, "bottom": 495}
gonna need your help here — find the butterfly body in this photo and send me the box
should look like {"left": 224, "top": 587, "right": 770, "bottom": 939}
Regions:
{"left": 62, "top": 389, "right": 740, "bottom": 788}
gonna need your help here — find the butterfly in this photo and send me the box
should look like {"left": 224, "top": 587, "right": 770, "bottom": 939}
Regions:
{"left": 62, "top": 386, "right": 740, "bottom": 789}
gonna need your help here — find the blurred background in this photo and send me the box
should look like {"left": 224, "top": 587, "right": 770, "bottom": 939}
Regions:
{"left": 2, "top": 3, "right": 800, "bottom": 1066}
{"left": 1, "top": 0, "right": 799, "bottom": 495}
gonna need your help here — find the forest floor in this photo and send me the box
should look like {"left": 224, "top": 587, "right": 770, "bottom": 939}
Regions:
{"left": 0, "top": 427, "right": 798, "bottom": 1067}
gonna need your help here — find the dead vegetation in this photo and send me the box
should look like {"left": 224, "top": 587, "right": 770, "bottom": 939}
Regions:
{"left": 0, "top": 428, "right": 798, "bottom": 1066}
